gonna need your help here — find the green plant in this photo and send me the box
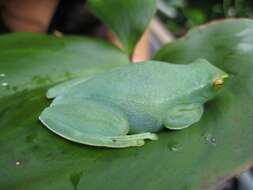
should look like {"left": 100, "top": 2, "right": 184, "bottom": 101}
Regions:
{"left": 224, "top": 0, "right": 253, "bottom": 17}
{"left": 0, "top": 0, "right": 253, "bottom": 189}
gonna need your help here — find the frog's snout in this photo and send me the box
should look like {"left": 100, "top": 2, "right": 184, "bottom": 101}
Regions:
{"left": 213, "top": 74, "right": 229, "bottom": 89}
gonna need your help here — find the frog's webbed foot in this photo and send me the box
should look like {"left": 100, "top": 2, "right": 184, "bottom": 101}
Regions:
{"left": 107, "top": 133, "right": 158, "bottom": 147}
{"left": 164, "top": 103, "right": 204, "bottom": 130}
{"left": 39, "top": 100, "right": 157, "bottom": 148}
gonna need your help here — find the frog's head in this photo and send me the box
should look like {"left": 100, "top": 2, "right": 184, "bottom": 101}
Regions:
{"left": 191, "top": 59, "right": 229, "bottom": 101}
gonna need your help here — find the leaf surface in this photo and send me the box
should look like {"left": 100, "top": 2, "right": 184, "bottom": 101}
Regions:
{"left": 1, "top": 19, "right": 253, "bottom": 190}
{"left": 0, "top": 33, "right": 129, "bottom": 97}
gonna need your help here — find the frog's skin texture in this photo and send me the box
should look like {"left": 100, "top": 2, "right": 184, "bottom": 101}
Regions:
{"left": 39, "top": 59, "right": 228, "bottom": 148}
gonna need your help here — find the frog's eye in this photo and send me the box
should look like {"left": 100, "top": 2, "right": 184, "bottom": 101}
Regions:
{"left": 213, "top": 74, "right": 228, "bottom": 89}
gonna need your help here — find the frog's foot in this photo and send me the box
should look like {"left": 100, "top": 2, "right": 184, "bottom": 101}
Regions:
{"left": 107, "top": 133, "right": 158, "bottom": 147}
{"left": 164, "top": 103, "right": 204, "bottom": 130}
{"left": 39, "top": 100, "right": 157, "bottom": 148}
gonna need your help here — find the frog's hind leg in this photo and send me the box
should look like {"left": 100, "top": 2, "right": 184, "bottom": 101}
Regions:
{"left": 39, "top": 100, "right": 157, "bottom": 148}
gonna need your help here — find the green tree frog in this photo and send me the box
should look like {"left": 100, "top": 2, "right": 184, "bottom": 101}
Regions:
{"left": 39, "top": 59, "right": 228, "bottom": 148}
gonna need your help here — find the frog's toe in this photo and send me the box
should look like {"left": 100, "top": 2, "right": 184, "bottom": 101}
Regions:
{"left": 109, "top": 132, "right": 158, "bottom": 147}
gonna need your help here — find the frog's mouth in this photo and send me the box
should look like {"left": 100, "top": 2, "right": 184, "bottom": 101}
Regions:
{"left": 213, "top": 74, "right": 229, "bottom": 89}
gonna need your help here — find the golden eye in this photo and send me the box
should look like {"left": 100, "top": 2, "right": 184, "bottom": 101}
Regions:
{"left": 213, "top": 75, "right": 228, "bottom": 89}
{"left": 214, "top": 78, "right": 224, "bottom": 86}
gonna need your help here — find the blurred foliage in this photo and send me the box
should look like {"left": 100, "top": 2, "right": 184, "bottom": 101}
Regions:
{"left": 224, "top": 0, "right": 253, "bottom": 17}
{"left": 158, "top": 0, "right": 253, "bottom": 37}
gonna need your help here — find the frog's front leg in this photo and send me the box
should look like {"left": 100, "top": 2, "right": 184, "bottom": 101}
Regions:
{"left": 164, "top": 103, "right": 204, "bottom": 130}
{"left": 39, "top": 100, "right": 157, "bottom": 148}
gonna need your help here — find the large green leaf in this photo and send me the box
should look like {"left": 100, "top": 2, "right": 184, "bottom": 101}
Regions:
{"left": 1, "top": 19, "right": 253, "bottom": 190}
{"left": 0, "top": 33, "right": 129, "bottom": 97}
{"left": 87, "top": 0, "right": 157, "bottom": 55}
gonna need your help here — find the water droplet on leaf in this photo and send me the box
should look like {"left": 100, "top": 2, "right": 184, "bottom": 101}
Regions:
{"left": 168, "top": 143, "right": 182, "bottom": 152}
{"left": 203, "top": 133, "right": 217, "bottom": 146}
{"left": 2, "top": 82, "right": 8, "bottom": 87}
{"left": 0, "top": 73, "right": 5, "bottom": 77}
{"left": 15, "top": 161, "right": 21, "bottom": 166}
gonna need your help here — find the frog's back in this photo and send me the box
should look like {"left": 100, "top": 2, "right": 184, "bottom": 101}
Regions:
{"left": 59, "top": 61, "right": 195, "bottom": 103}
{"left": 52, "top": 61, "right": 205, "bottom": 123}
